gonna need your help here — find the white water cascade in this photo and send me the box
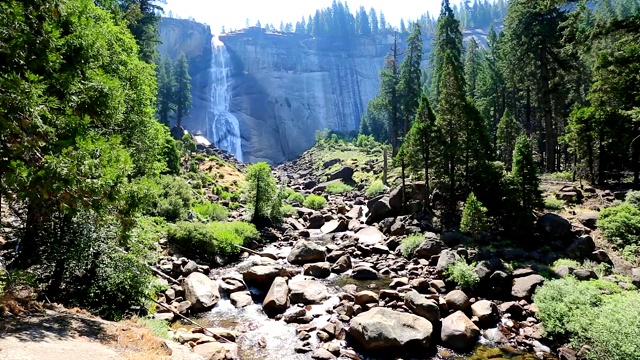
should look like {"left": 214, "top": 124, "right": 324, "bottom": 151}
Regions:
{"left": 206, "top": 35, "right": 243, "bottom": 162}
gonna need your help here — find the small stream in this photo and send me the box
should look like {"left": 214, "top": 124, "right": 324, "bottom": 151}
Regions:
{"left": 173, "top": 239, "right": 557, "bottom": 360}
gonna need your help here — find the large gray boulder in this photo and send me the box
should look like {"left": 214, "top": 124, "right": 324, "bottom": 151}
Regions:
{"left": 436, "top": 249, "right": 461, "bottom": 273}
{"left": 445, "top": 290, "right": 470, "bottom": 311}
{"left": 328, "top": 166, "right": 354, "bottom": 182}
{"left": 263, "top": 276, "right": 289, "bottom": 315}
{"left": 308, "top": 212, "right": 326, "bottom": 229}
{"left": 242, "top": 266, "right": 287, "bottom": 289}
{"left": 471, "top": 300, "right": 499, "bottom": 325}
{"left": 404, "top": 290, "right": 440, "bottom": 323}
{"left": 289, "top": 279, "right": 330, "bottom": 305}
{"left": 287, "top": 239, "right": 326, "bottom": 265}
{"left": 303, "top": 262, "right": 331, "bottom": 278}
{"left": 321, "top": 219, "right": 348, "bottom": 234}
{"left": 567, "top": 235, "right": 596, "bottom": 259}
{"left": 440, "top": 311, "right": 480, "bottom": 350}
{"left": 349, "top": 307, "right": 433, "bottom": 352}
{"left": 633, "top": 268, "right": 640, "bottom": 288}
{"left": 512, "top": 274, "right": 545, "bottom": 299}
{"left": 537, "top": 213, "right": 572, "bottom": 238}
{"left": 414, "top": 233, "right": 443, "bottom": 259}
{"left": 183, "top": 272, "right": 220, "bottom": 312}
{"left": 365, "top": 197, "right": 395, "bottom": 225}
{"left": 356, "top": 226, "right": 385, "bottom": 245}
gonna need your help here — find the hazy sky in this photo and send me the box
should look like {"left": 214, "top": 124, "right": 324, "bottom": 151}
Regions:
{"left": 163, "top": 0, "right": 462, "bottom": 34}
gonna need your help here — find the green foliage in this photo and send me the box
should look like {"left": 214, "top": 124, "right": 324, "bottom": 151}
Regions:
{"left": 548, "top": 171, "right": 575, "bottom": 182}
{"left": 287, "top": 192, "right": 305, "bottom": 205}
{"left": 193, "top": 202, "right": 229, "bottom": 222}
{"left": 139, "top": 176, "right": 193, "bottom": 222}
{"left": 365, "top": 180, "right": 386, "bottom": 197}
{"left": 244, "top": 162, "right": 278, "bottom": 222}
{"left": 496, "top": 109, "right": 523, "bottom": 168}
{"left": 354, "top": 134, "right": 378, "bottom": 149}
{"left": 174, "top": 52, "right": 192, "bottom": 127}
{"left": 167, "top": 221, "right": 259, "bottom": 262}
{"left": 460, "top": 192, "right": 489, "bottom": 234}
{"left": 511, "top": 135, "right": 543, "bottom": 212}
{"left": 625, "top": 190, "right": 640, "bottom": 209}
{"left": 303, "top": 194, "right": 327, "bottom": 210}
{"left": 139, "top": 317, "right": 170, "bottom": 339}
{"left": 445, "top": 260, "right": 480, "bottom": 290}
{"left": 544, "top": 197, "right": 565, "bottom": 210}
{"left": 326, "top": 181, "right": 353, "bottom": 194}
{"left": 400, "top": 234, "right": 424, "bottom": 258}
{"left": 597, "top": 203, "right": 640, "bottom": 248}
{"left": 281, "top": 204, "right": 297, "bottom": 216}
{"left": 552, "top": 258, "right": 582, "bottom": 269}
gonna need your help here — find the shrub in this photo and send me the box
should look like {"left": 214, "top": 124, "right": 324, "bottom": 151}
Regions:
{"left": 400, "top": 234, "right": 423, "bottom": 258}
{"left": 365, "top": 180, "right": 385, "bottom": 197}
{"left": 326, "top": 181, "right": 353, "bottom": 194}
{"left": 281, "top": 204, "right": 297, "bottom": 216}
{"left": 548, "top": 171, "right": 574, "bottom": 181}
{"left": 193, "top": 202, "right": 229, "bottom": 221}
{"left": 138, "top": 176, "right": 193, "bottom": 222}
{"left": 552, "top": 258, "right": 581, "bottom": 270}
{"left": 445, "top": 260, "right": 480, "bottom": 290}
{"left": 244, "top": 162, "right": 277, "bottom": 221}
{"left": 597, "top": 203, "right": 640, "bottom": 248}
{"left": 304, "top": 194, "right": 327, "bottom": 210}
{"left": 167, "top": 221, "right": 259, "bottom": 262}
{"left": 287, "top": 192, "right": 305, "bottom": 205}
{"left": 460, "top": 193, "right": 489, "bottom": 235}
{"left": 625, "top": 190, "right": 640, "bottom": 209}
{"left": 355, "top": 134, "right": 378, "bottom": 149}
{"left": 544, "top": 197, "right": 564, "bottom": 210}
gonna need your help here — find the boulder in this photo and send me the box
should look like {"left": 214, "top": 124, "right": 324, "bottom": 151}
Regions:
{"left": 287, "top": 240, "right": 326, "bottom": 265}
{"left": 303, "top": 262, "right": 331, "bottom": 278}
{"left": 308, "top": 212, "right": 326, "bottom": 229}
{"left": 632, "top": 268, "right": 640, "bottom": 287}
{"left": 182, "top": 260, "right": 199, "bottom": 275}
{"left": 351, "top": 266, "right": 379, "bottom": 280}
{"left": 356, "top": 227, "right": 385, "bottom": 245}
{"left": 537, "top": 213, "right": 572, "bottom": 238}
{"left": 229, "top": 291, "right": 253, "bottom": 308}
{"left": 183, "top": 272, "right": 220, "bottom": 312}
{"left": 567, "top": 235, "right": 596, "bottom": 259}
{"left": 471, "top": 300, "right": 499, "bottom": 325}
{"left": 328, "top": 167, "right": 354, "bottom": 182}
{"left": 512, "top": 274, "right": 545, "bottom": 300}
{"left": 193, "top": 342, "right": 238, "bottom": 360}
{"left": 404, "top": 290, "right": 440, "bottom": 323}
{"left": 590, "top": 249, "right": 612, "bottom": 264}
{"left": 440, "top": 311, "right": 480, "bottom": 350}
{"left": 572, "top": 269, "right": 597, "bottom": 281}
{"left": 355, "top": 290, "right": 379, "bottom": 305}
{"left": 346, "top": 206, "right": 364, "bottom": 220}
{"left": 365, "top": 197, "right": 395, "bottom": 225}
{"left": 263, "top": 277, "right": 289, "bottom": 315}
{"left": 414, "top": 234, "right": 443, "bottom": 259}
{"left": 321, "top": 220, "right": 348, "bottom": 234}
{"left": 289, "top": 279, "right": 330, "bottom": 305}
{"left": 331, "top": 255, "right": 352, "bottom": 273}
{"left": 445, "top": 290, "right": 470, "bottom": 311}
{"left": 348, "top": 307, "right": 433, "bottom": 352}
{"left": 242, "top": 266, "right": 287, "bottom": 289}
{"left": 578, "top": 212, "right": 599, "bottom": 229}
{"left": 436, "top": 250, "right": 461, "bottom": 274}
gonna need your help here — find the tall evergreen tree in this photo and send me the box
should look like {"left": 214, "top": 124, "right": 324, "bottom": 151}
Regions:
{"left": 476, "top": 25, "right": 505, "bottom": 144}
{"left": 398, "top": 23, "right": 424, "bottom": 135}
{"left": 380, "top": 36, "right": 401, "bottom": 154}
{"left": 496, "top": 109, "right": 523, "bottom": 168}
{"left": 156, "top": 56, "right": 175, "bottom": 126}
{"left": 369, "top": 8, "right": 379, "bottom": 33}
{"left": 511, "top": 135, "right": 543, "bottom": 212}
{"left": 174, "top": 52, "right": 192, "bottom": 128}
{"left": 464, "top": 37, "right": 482, "bottom": 100}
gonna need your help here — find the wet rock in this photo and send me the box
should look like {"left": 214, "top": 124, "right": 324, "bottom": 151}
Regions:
{"left": 346, "top": 206, "right": 364, "bottom": 220}
{"left": 483, "top": 328, "right": 508, "bottom": 344}
{"left": 321, "top": 220, "right": 348, "bottom": 234}
{"left": 351, "top": 266, "right": 379, "bottom": 280}
{"left": 242, "top": 266, "right": 287, "bottom": 290}
{"left": 289, "top": 279, "right": 330, "bottom": 305}
{"left": 331, "top": 255, "right": 352, "bottom": 273}
{"left": 512, "top": 274, "right": 545, "bottom": 300}
{"left": 414, "top": 233, "right": 443, "bottom": 259}
{"left": 471, "top": 300, "right": 498, "bottom": 325}
{"left": 348, "top": 307, "right": 433, "bottom": 352}
{"left": 303, "top": 262, "right": 331, "bottom": 278}
{"left": 285, "top": 218, "right": 305, "bottom": 231}
{"left": 356, "top": 226, "right": 385, "bottom": 245}
{"left": 288, "top": 240, "right": 326, "bottom": 265}
{"left": 184, "top": 272, "right": 220, "bottom": 312}
{"left": 404, "top": 290, "right": 440, "bottom": 323}
{"left": 229, "top": 291, "right": 253, "bottom": 308}
{"left": 445, "top": 290, "right": 470, "bottom": 311}
{"left": 537, "top": 213, "right": 572, "bottom": 238}
{"left": 283, "top": 307, "right": 313, "bottom": 324}
{"left": 263, "top": 277, "right": 289, "bottom": 315}
{"left": 355, "top": 290, "right": 379, "bottom": 305}
{"left": 193, "top": 341, "right": 238, "bottom": 360}
{"left": 440, "top": 311, "right": 480, "bottom": 351}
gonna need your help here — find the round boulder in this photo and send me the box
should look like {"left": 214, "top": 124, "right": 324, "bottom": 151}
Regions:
{"left": 445, "top": 290, "right": 470, "bottom": 311}
{"left": 288, "top": 240, "right": 326, "bottom": 265}
{"left": 440, "top": 311, "right": 480, "bottom": 350}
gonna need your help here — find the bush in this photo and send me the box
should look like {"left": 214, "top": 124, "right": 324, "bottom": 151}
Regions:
{"left": 355, "top": 134, "right": 378, "bottom": 149}
{"left": 244, "top": 162, "right": 277, "bottom": 221}
{"left": 552, "top": 258, "right": 581, "bottom": 270}
{"left": 445, "top": 260, "right": 480, "bottom": 290}
{"left": 400, "top": 234, "right": 423, "bottom": 258}
{"left": 193, "top": 202, "right": 229, "bottom": 221}
{"left": 625, "top": 190, "right": 640, "bottom": 209}
{"left": 326, "top": 181, "right": 353, "bottom": 194}
{"left": 287, "top": 192, "right": 305, "bottom": 205}
{"left": 365, "top": 180, "right": 385, "bottom": 197}
{"left": 304, "top": 194, "right": 327, "bottom": 210}
{"left": 460, "top": 193, "right": 489, "bottom": 235}
{"left": 534, "top": 277, "right": 640, "bottom": 359}
{"left": 548, "top": 171, "right": 574, "bottom": 181}
{"left": 138, "top": 176, "right": 193, "bottom": 222}
{"left": 544, "top": 197, "right": 564, "bottom": 210}
{"left": 167, "top": 221, "right": 259, "bottom": 262}
{"left": 597, "top": 204, "right": 640, "bottom": 248}
{"left": 281, "top": 204, "right": 297, "bottom": 216}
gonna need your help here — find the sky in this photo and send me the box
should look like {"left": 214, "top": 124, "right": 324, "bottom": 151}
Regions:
{"left": 162, "top": 0, "right": 462, "bottom": 34}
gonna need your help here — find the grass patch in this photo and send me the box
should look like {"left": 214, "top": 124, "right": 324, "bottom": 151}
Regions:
{"left": 326, "top": 181, "right": 353, "bottom": 194}
{"left": 281, "top": 204, "right": 297, "bottom": 216}
{"left": 400, "top": 234, "right": 423, "bottom": 258}
{"left": 287, "top": 192, "right": 305, "bottom": 205}
{"left": 138, "top": 317, "right": 170, "bottom": 339}
{"left": 303, "top": 194, "right": 327, "bottom": 210}
{"left": 552, "top": 258, "right": 581, "bottom": 270}
{"left": 366, "top": 180, "right": 385, "bottom": 197}
{"left": 167, "top": 221, "right": 259, "bottom": 262}
{"left": 192, "top": 202, "right": 229, "bottom": 221}
{"left": 544, "top": 197, "right": 564, "bottom": 210}
{"left": 547, "top": 171, "right": 574, "bottom": 181}
{"left": 445, "top": 260, "right": 480, "bottom": 290}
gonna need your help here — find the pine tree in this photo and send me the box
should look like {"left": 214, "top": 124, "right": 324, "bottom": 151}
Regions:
{"left": 496, "top": 109, "right": 523, "bottom": 168}
{"left": 398, "top": 23, "right": 424, "bottom": 135}
{"left": 245, "top": 162, "right": 277, "bottom": 223}
{"left": 156, "top": 56, "right": 175, "bottom": 126}
{"left": 511, "top": 135, "right": 543, "bottom": 213}
{"left": 174, "top": 52, "right": 192, "bottom": 128}
{"left": 460, "top": 192, "right": 489, "bottom": 234}
{"left": 464, "top": 37, "right": 482, "bottom": 100}
{"left": 380, "top": 36, "right": 401, "bottom": 154}
{"left": 476, "top": 24, "right": 505, "bottom": 144}
{"left": 369, "top": 8, "right": 379, "bottom": 33}
{"left": 380, "top": 12, "right": 387, "bottom": 31}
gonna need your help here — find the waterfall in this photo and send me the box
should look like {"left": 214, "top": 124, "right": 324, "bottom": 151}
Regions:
{"left": 206, "top": 35, "right": 243, "bottom": 162}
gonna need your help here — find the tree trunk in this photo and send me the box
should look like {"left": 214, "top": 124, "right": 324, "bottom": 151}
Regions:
{"left": 541, "top": 62, "right": 555, "bottom": 173}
